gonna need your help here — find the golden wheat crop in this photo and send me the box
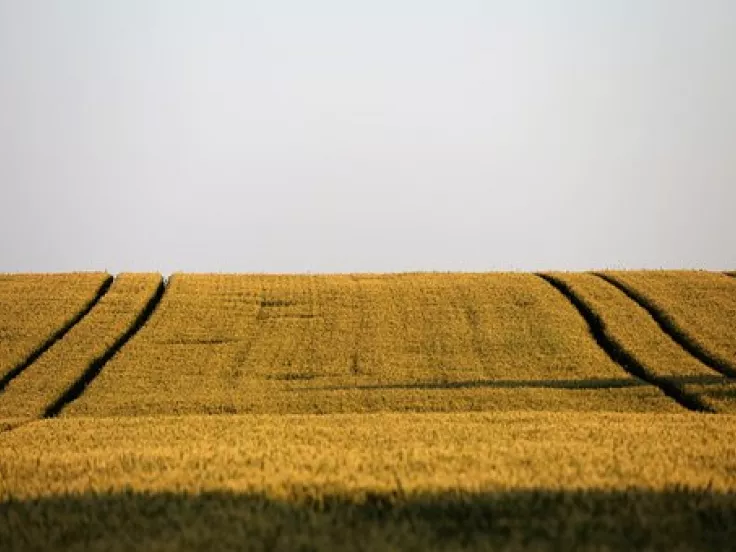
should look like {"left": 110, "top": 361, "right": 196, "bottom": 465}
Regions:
{"left": 0, "top": 273, "right": 109, "bottom": 382}
{"left": 548, "top": 272, "right": 736, "bottom": 413}
{"left": 1, "top": 412, "right": 735, "bottom": 549}
{"left": 5, "top": 411, "right": 734, "bottom": 496}
{"left": 0, "top": 274, "right": 162, "bottom": 419}
{"left": 64, "top": 273, "right": 677, "bottom": 416}
{"left": 602, "top": 271, "right": 736, "bottom": 376}
{"left": 2, "top": 271, "right": 736, "bottom": 550}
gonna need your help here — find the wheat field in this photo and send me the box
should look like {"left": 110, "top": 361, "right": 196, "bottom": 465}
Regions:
{"left": 1, "top": 270, "right": 735, "bottom": 550}
{"left": 0, "top": 273, "right": 110, "bottom": 383}
{"left": 0, "top": 274, "right": 162, "bottom": 420}
{"left": 546, "top": 272, "right": 736, "bottom": 413}
{"left": 65, "top": 273, "right": 676, "bottom": 417}
{"left": 602, "top": 271, "right": 736, "bottom": 377}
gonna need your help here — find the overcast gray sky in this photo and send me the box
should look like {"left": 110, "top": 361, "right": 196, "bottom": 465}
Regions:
{"left": 1, "top": 0, "right": 734, "bottom": 274}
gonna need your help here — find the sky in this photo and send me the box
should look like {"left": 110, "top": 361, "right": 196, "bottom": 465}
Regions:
{"left": 1, "top": 0, "right": 734, "bottom": 274}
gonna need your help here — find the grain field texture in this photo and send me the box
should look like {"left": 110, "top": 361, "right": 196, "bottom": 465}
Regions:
{"left": 547, "top": 272, "right": 736, "bottom": 413}
{"left": 64, "top": 273, "right": 676, "bottom": 417}
{"left": 2, "top": 270, "right": 736, "bottom": 550}
{"left": 0, "top": 273, "right": 110, "bottom": 384}
{"left": 601, "top": 271, "right": 736, "bottom": 377}
{"left": 0, "top": 274, "right": 163, "bottom": 420}
{"left": 1, "top": 412, "right": 735, "bottom": 550}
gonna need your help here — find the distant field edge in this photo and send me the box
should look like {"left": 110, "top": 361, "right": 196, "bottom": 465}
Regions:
{"left": 42, "top": 276, "right": 167, "bottom": 418}
{"left": 0, "top": 275, "right": 113, "bottom": 394}
{"left": 596, "top": 272, "right": 736, "bottom": 379}
{"left": 536, "top": 273, "right": 712, "bottom": 413}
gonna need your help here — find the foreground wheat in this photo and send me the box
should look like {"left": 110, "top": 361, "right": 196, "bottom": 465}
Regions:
{"left": 1, "top": 412, "right": 735, "bottom": 550}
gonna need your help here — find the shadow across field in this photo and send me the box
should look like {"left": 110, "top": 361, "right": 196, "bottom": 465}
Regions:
{"left": 1, "top": 488, "right": 735, "bottom": 550}
{"left": 299, "top": 374, "right": 727, "bottom": 392}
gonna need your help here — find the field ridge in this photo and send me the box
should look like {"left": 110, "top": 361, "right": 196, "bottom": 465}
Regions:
{"left": 537, "top": 274, "right": 712, "bottom": 412}
{"left": 596, "top": 272, "right": 736, "bottom": 379}
{"left": 43, "top": 276, "right": 167, "bottom": 417}
{"left": 0, "top": 275, "right": 113, "bottom": 394}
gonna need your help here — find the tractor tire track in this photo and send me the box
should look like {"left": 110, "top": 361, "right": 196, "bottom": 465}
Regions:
{"left": 454, "top": 279, "right": 490, "bottom": 374}
{"left": 43, "top": 277, "right": 167, "bottom": 418}
{"left": 0, "top": 275, "right": 113, "bottom": 394}
{"left": 537, "top": 273, "right": 713, "bottom": 413}
{"left": 595, "top": 272, "right": 736, "bottom": 379}
{"left": 349, "top": 275, "right": 364, "bottom": 376}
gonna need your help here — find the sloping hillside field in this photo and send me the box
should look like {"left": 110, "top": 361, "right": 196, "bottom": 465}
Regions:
{"left": 1, "top": 270, "right": 735, "bottom": 549}
{"left": 65, "top": 273, "right": 680, "bottom": 416}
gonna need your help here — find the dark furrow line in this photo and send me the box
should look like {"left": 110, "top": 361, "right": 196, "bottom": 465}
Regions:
{"left": 0, "top": 275, "right": 114, "bottom": 394}
{"left": 236, "top": 278, "right": 266, "bottom": 369}
{"left": 300, "top": 373, "right": 726, "bottom": 392}
{"left": 42, "top": 276, "right": 167, "bottom": 418}
{"left": 455, "top": 282, "right": 490, "bottom": 374}
{"left": 595, "top": 272, "right": 736, "bottom": 379}
{"left": 349, "top": 274, "right": 364, "bottom": 376}
{"left": 536, "top": 273, "right": 714, "bottom": 414}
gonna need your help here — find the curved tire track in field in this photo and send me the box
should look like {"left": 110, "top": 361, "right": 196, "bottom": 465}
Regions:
{"left": 595, "top": 273, "right": 736, "bottom": 379}
{"left": 537, "top": 274, "right": 713, "bottom": 413}
{"left": 0, "top": 275, "right": 114, "bottom": 394}
{"left": 43, "top": 277, "right": 167, "bottom": 418}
